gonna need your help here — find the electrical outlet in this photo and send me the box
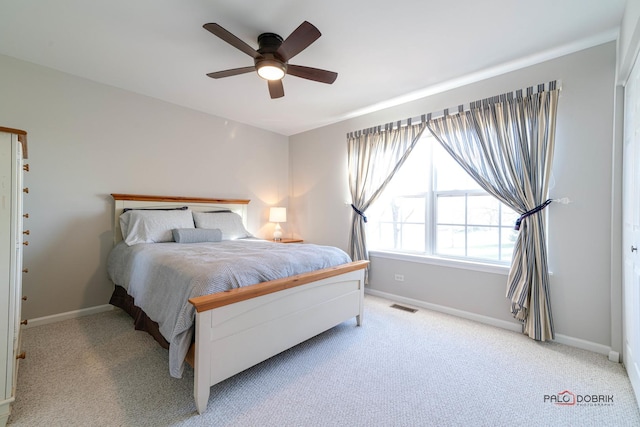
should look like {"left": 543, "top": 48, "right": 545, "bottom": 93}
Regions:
{"left": 394, "top": 274, "right": 404, "bottom": 282}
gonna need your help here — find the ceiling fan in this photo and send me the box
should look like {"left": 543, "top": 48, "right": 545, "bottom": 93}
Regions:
{"left": 203, "top": 21, "right": 338, "bottom": 99}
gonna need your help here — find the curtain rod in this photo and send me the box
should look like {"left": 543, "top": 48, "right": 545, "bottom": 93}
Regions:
{"left": 347, "top": 80, "right": 561, "bottom": 138}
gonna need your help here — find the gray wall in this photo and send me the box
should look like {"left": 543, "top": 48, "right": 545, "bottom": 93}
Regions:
{"left": 289, "top": 42, "right": 617, "bottom": 351}
{"left": 0, "top": 54, "right": 289, "bottom": 320}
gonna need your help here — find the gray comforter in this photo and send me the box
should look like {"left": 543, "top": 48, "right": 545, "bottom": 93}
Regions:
{"left": 107, "top": 239, "right": 351, "bottom": 377}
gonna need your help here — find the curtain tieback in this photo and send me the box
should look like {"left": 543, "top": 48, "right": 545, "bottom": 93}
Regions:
{"left": 515, "top": 199, "right": 552, "bottom": 230}
{"left": 351, "top": 204, "right": 368, "bottom": 223}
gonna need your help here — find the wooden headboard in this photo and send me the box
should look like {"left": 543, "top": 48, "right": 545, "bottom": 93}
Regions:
{"left": 111, "top": 193, "right": 250, "bottom": 244}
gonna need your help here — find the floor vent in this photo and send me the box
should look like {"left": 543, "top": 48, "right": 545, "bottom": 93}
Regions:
{"left": 390, "top": 304, "right": 418, "bottom": 313}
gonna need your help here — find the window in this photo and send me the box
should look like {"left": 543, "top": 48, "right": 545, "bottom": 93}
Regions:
{"left": 367, "top": 134, "right": 519, "bottom": 264}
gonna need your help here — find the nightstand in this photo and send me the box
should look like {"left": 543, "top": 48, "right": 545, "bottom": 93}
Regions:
{"left": 270, "top": 238, "right": 303, "bottom": 243}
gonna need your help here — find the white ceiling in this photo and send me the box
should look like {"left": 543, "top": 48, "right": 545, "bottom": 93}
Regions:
{"left": 0, "top": 0, "right": 628, "bottom": 136}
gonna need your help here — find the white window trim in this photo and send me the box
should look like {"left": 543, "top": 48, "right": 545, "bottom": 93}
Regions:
{"left": 368, "top": 250, "right": 511, "bottom": 275}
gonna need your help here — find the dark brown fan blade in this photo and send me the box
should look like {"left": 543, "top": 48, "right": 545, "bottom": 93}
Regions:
{"left": 276, "top": 21, "right": 321, "bottom": 61}
{"left": 203, "top": 23, "right": 260, "bottom": 59}
{"left": 287, "top": 64, "right": 337, "bottom": 84}
{"left": 207, "top": 66, "right": 256, "bottom": 79}
{"left": 268, "top": 80, "right": 284, "bottom": 99}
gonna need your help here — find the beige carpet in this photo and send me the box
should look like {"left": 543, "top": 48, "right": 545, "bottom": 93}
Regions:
{"left": 7, "top": 295, "right": 640, "bottom": 426}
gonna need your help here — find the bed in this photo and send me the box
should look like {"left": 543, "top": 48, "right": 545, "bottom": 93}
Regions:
{"left": 106, "top": 193, "right": 368, "bottom": 414}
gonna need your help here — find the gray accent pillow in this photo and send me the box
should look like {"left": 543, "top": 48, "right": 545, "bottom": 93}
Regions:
{"left": 172, "top": 228, "right": 222, "bottom": 243}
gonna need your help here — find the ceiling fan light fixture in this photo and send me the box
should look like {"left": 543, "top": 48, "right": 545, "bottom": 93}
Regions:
{"left": 257, "top": 60, "right": 286, "bottom": 81}
{"left": 204, "top": 21, "right": 337, "bottom": 98}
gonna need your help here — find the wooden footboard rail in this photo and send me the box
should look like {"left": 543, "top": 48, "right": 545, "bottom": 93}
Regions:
{"left": 188, "top": 260, "right": 369, "bottom": 311}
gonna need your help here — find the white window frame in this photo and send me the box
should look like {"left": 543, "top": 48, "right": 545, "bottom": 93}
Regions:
{"left": 366, "top": 134, "right": 518, "bottom": 269}
{"left": 434, "top": 190, "right": 516, "bottom": 263}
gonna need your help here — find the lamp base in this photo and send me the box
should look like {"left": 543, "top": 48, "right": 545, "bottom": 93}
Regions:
{"left": 273, "top": 223, "right": 282, "bottom": 241}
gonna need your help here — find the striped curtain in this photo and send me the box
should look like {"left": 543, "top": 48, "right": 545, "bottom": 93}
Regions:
{"left": 347, "top": 118, "right": 427, "bottom": 273}
{"left": 426, "top": 82, "right": 560, "bottom": 341}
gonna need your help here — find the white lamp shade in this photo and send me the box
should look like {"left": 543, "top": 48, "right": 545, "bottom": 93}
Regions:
{"left": 269, "top": 207, "right": 287, "bottom": 223}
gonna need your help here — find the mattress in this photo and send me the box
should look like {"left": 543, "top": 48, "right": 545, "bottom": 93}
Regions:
{"left": 107, "top": 238, "right": 351, "bottom": 377}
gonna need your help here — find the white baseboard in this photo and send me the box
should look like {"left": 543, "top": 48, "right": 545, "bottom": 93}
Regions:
{"left": 365, "top": 289, "right": 617, "bottom": 361}
{"left": 24, "top": 304, "right": 114, "bottom": 329}
{"left": 608, "top": 350, "right": 621, "bottom": 363}
{"left": 365, "top": 289, "right": 522, "bottom": 333}
{"left": 553, "top": 332, "right": 619, "bottom": 361}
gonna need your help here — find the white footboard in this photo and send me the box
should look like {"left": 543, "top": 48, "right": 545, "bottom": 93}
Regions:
{"left": 191, "top": 265, "right": 366, "bottom": 414}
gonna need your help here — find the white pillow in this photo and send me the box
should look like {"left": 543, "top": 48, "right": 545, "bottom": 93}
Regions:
{"left": 192, "top": 211, "right": 251, "bottom": 240}
{"left": 120, "top": 209, "right": 194, "bottom": 245}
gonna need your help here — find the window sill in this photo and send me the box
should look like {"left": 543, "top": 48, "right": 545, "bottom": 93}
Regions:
{"left": 367, "top": 250, "right": 511, "bottom": 275}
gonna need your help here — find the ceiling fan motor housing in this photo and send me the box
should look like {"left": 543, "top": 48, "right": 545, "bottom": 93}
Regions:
{"left": 255, "top": 33, "right": 287, "bottom": 74}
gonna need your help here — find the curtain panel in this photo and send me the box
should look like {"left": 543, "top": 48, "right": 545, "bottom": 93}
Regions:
{"left": 347, "top": 119, "right": 427, "bottom": 273}
{"left": 426, "top": 82, "right": 560, "bottom": 341}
